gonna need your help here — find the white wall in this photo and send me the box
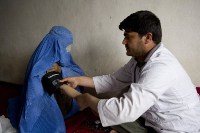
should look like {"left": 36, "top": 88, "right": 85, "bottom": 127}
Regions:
{"left": 0, "top": 0, "right": 200, "bottom": 86}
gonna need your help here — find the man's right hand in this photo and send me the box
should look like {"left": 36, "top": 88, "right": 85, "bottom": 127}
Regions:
{"left": 60, "top": 76, "right": 95, "bottom": 89}
{"left": 60, "top": 76, "right": 80, "bottom": 88}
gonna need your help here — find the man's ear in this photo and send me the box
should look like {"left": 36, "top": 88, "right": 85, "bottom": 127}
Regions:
{"left": 145, "top": 32, "right": 153, "bottom": 44}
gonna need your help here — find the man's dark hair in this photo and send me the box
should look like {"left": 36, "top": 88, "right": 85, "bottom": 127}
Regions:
{"left": 119, "top": 10, "right": 162, "bottom": 44}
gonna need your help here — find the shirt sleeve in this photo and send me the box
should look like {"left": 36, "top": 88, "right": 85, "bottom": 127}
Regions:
{"left": 93, "top": 58, "right": 135, "bottom": 94}
{"left": 98, "top": 61, "right": 176, "bottom": 127}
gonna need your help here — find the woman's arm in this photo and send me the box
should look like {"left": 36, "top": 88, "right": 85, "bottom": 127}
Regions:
{"left": 60, "top": 84, "right": 99, "bottom": 112}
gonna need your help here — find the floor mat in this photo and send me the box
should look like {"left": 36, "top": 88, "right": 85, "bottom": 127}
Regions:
{"left": 65, "top": 108, "right": 111, "bottom": 133}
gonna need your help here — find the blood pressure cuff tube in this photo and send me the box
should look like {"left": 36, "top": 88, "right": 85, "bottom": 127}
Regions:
{"left": 42, "top": 71, "right": 64, "bottom": 95}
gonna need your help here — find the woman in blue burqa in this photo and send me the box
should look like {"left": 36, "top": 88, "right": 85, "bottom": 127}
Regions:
{"left": 11, "top": 26, "right": 85, "bottom": 132}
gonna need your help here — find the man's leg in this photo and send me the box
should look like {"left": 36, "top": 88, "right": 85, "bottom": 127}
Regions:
{"left": 111, "top": 118, "right": 148, "bottom": 133}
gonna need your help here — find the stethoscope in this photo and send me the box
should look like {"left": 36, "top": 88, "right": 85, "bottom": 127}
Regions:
{"left": 134, "top": 61, "right": 146, "bottom": 83}
{"left": 133, "top": 43, "right": 161, "bottom": 83}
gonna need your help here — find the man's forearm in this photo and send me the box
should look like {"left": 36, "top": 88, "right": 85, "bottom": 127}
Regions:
{"left": 77, "top": 76, "right": 95, "bottom": 88}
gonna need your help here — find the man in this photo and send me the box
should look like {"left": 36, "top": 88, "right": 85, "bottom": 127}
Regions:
{"left": 59, "top": 11, "right": 200, "bottom": 132}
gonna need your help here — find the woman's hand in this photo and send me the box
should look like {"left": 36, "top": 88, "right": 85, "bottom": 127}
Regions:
{"left": 47, "top": 63, "right": 61, "bottom": 73}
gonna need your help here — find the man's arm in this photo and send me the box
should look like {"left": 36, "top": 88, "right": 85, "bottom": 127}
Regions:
{"left": 60, "top": 84, "right": 99, "bottom": 112}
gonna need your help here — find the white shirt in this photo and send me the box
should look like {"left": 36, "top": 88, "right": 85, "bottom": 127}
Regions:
{"left": 93, "top": 44, "right": 200, "bottom": 133}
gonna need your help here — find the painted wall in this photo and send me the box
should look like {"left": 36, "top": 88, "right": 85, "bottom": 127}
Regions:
{"left": 0, "top": 0, "right": 200, "bottom": 86}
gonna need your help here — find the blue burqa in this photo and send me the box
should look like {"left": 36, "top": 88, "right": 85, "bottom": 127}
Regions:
{"left": 18, "top": 26, "right": 85, "bottom": 132}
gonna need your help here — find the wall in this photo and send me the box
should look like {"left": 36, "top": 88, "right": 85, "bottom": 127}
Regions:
{"left": 0, "top": 0, "right": 200, "bottom": 86}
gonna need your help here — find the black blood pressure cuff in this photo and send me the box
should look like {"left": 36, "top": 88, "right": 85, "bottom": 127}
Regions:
{"left": 42, "top": 71, "right": 64, "bottom": 95}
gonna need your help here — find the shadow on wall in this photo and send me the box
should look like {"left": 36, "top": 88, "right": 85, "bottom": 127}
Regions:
{"left": 79, "top": 35, "right": 127, "bottom": 77}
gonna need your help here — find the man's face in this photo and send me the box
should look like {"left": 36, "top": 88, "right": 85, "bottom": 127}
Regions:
{"left": 122, "top": 31, "right": 146, "bottom": 58}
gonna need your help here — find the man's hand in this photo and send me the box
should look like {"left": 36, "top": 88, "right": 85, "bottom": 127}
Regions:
{"left": 59, "top": 85, "right": 89, "bottom": 110}
{"left": 60, "top": 76, "right": 95, "bottom": 89}
{"left": 60, "top": 77, "right": 80, "bottom": 88}
{"left": 75, "top": 93, "right": 100, "bottom": 112}
{"left": 48, "top": 63, "right": 61, "bottom": 73}
{"left": 75, "top": 93, "right": 90, "bottom": 111}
